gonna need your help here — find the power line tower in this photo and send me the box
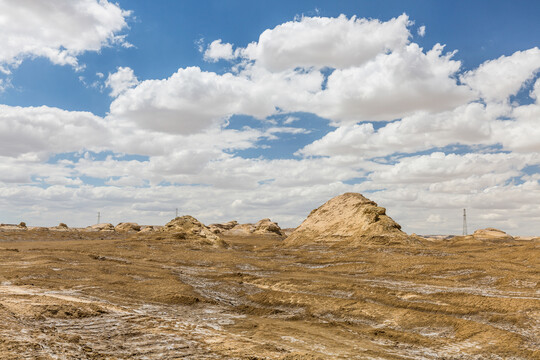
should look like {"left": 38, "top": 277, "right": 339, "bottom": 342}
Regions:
{"left": 462, "top": 209, "right": 468, "bottom": 236}
{"left": 97, "top": 212, "right": 101, "bottom": 225}
{"left": 176, "top": 208, "right": 178, "bottom": 218}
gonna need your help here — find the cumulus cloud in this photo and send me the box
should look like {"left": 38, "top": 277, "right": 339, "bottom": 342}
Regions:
{"left": 0, "top": 105, "right": 109, "bottom": 158}
{"left": 108, "top": 66, "right": 323, "bottom": 134}
{"left": 305, "top": 43, "right": 474, "bottom": 123}
{"left": 109, "top": 16, "right": 474, "bottom": 134}
{"left": 204, "top": 40, "right": 235, "bottom": 62}
{"left": 461, "top": 47, "right": 540, "bottom": 102}
{"left": 367, "top": 152, "right": 536, "bottom": 185}
{"left": 108, "top": 67, "right": 265, "bottom": 134}
{"left": 0, "top": 0, "right": 131, "bottom": 73}
{"left": 240, "top": 14, "right": 411, "bottom": 71}
{"left": 492, "top": 87, "right": 540, "bottom": 152}
{"left": 105, "top": 67, "right": 139, "bottom": 97}
{"left": 299, "top": 102, "right": 502, "bottom": 159}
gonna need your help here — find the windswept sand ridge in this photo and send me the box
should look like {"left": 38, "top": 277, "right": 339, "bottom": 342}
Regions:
{"left": 286, "top": 192, "right": 408, "bottom": 246}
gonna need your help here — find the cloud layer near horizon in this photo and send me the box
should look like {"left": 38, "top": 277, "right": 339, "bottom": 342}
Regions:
{"left": 1, "top": 2, "right": 540, "bottom": 235}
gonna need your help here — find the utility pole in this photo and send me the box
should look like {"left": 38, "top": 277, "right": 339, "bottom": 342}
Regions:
{"left": 462, "top": 209, "right": 467, "bottom": 236}
{"left": 97, "top": 212, "right": 101, "bottom": 225}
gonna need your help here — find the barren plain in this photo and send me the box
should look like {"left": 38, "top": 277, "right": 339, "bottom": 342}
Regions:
{"left": 0, "top": 229, "right": 537, "bottom": 359}
{"left": 0, "top": 194, "right": 538, "bottom": 359}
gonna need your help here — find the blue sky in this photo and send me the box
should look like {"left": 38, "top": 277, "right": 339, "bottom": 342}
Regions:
{"left": 1, "top": 0, "right": 540, "bottom": 235}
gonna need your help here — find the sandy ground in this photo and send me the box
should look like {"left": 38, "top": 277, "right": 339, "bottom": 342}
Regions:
{"left": 0, "top": 228, "right": 538, "bottom": 359}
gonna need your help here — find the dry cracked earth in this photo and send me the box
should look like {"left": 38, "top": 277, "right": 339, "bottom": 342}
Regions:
{"left": 0, "top": 228, "right": 538, "bottom": 359}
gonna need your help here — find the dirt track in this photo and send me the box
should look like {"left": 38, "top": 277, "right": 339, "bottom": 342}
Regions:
{"left": 0, "top": 228, "right": 538, "bottom": 359}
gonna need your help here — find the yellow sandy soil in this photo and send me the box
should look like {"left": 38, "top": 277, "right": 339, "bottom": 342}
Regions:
{"left": 0, "top": 228, "right": 538, "bottom": 359}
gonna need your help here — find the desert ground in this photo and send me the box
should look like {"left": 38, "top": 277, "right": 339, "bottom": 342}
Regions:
{"left": 0, "top": 194, "right": 538, "bottom": 359}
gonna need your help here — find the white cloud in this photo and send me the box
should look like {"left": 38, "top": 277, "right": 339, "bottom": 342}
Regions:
{"left": 367, "top": 152, "right": 536, "bottom": 185}
{"left": 461, "top": 47, "right": 540, "bottom": 102}
{"left": 531, "top": 78, "right": 540, "bottom": 100}
{"left": 263, "top": 126, "right": 311, "bottom": 140}
{"left": 195, "top": 37, "right": 205, "bottom": 53}
{"left": 299, "top": 102, "right": 502, "bottom": 159}
{"left": 0, "top": 104, "right": 109, "bottom": 158}
{"left": 0, "top": 77, "right": 12, "bottom": 92}
{"left": 417, "top": 25, "right": 426, "bottom": 37}
{"left": 306, "top": 43, "right": 473, "bottom": 123}
{"left": 426, "top": 214, "right": 443, "bottom": 223}
{"left": 105, "top": 176, "right": 145, "bottom": 187}
{"left": 240, "top": 14, "right": 411, "bottom": 71}
{"left": 108, "top": 66, "right": 322, "bottom": 134}
{"left": 492, "top": 93, "right": 540, "bottom": 152}
{"left": 109, "top": 14, "right": 474, "bottom": 137}
{"left": 108, "top": 67, "right": 264, "bottom": 134}
{"left": 204, "top": 40, "right": 235, "bottom": 62}
{"left": 283, "top": 116, "right": 300, "bottom": 124}
{"left": 105, "top": 66, "right": 139, "bottom": 97}
{"left": 0, "top": 0, "right": 131, "bottom": 73}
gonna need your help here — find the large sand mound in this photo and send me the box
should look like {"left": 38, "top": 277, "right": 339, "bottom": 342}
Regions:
{"left": 452, "top": 228, "right": 515, "bottom": 244}
{"left": 472, "top": 228, "right": 514, "bottom": 241}
{"left": 285, "top": 192, "right": 407, "bottom": 246}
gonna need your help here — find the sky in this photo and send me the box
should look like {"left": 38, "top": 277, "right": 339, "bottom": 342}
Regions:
{"left": 1, "top": 0, "right": 540, "bottom": 235}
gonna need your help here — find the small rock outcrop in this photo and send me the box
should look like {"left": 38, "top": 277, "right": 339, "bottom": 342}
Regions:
{"left": 115, "top": 222, "right": 141, "bottom": 232}
{"left": 51, "top": 223, "right": 70, "bottom": 231}
{"left": 253, "top": 218, "right": 283, "bottom": 236}
{"left": 285, "top": 193, "right": 406, "bottom": 246}
{"left": 139, "top": 225, "right": 157, "bottom": 233}
{"left": 224, "top": 219, "right": 284, "bottom": 237}
{"left": 161, "top": 216, "right": 227, "bottom": 248}
{"left": 88, "top": 223, "right": 115, "bottom": 231}
{"left": 472, "top": 228, "right": 514, "bottom": 241}
{"left": 209, "top": 221, "right": 238, "bottom": 234}
{"left": 0, "top": 223, "right": 25, "bottom": 231}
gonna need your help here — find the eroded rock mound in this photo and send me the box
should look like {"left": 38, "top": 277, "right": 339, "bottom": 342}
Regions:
{"left": 285, "top": 192, "right": 406, "bottom": 246}
{"left": 209, "top": 221, "right": 238, "bottom": 234}
{"left": 473, "top": 228, "right": 514, "bottom": 241}
{"left": 115, "top": 222, "right": 141, "bottom": 232}
{"left": 253, "top": 218, "right": 283, "bottom": 236}
{"left": 139, "top": 225, "right": 157, "bottom": 233}
{"left": 224, "top": 219, "right": 284, "bottom": 237}
{"left": 0, "top": 223, "right": 25, "bottom": 231}
{"left": 88, "top": 223, "right": 115, "bottom": 232}
{"left": 50, "top": 223, "right": 70, "bottom": 231}
{"left": 162, "top": 216, "right": 227, "bottom": 248}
